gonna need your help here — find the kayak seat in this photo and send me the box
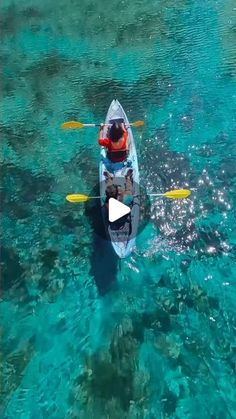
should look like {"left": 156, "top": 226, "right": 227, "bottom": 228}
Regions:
{"left": 109, "top": 118, "right": 124, "bottom": 125}
{"left": 107, "top": 149, "right": 129, "bottom": 162}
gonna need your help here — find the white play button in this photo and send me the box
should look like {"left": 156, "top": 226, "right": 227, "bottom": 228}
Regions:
{"left": 108, "top": 198, "right": 131, "bottom": 223}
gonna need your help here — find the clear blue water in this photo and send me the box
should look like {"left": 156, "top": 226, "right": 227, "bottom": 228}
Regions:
{"left": 1, "top": 0, "right": 236, "bottom": 417}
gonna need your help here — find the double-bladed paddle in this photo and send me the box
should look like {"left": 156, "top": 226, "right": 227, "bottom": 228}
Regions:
{"left": 66, "top": 189, "right": 191, "bottom": 203}
{"left": 61, "top": 120, "right": 144, "bottom": 129}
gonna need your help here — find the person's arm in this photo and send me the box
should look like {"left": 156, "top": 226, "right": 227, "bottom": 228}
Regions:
{"left": 121, "top": 122, "right": 128, "bottom": 141}
{"left": 98, "top": 137, "right": 110, "bottom": 147}
{"left": 98, "top": 123, "right": 104, "bottom": 140}
{"left": 98, "top": 124, "right": 109, "bottom": 147}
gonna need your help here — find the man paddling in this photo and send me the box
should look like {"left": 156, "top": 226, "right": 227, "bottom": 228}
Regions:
{"left": 104, "top": 169, "right": 133, "bottom": 209}
{"left": 98, "top": 122, "right": 129, "bottom": 163}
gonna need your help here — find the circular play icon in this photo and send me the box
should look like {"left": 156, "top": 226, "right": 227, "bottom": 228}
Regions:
{"left": 100, "top": 176, "right": 141, "bottom": 258}
{"left": 108, "top": 197, "right": 131, "bottom": 222}
{"left": 83, "top": 174, "right": 150, "bottom": 258}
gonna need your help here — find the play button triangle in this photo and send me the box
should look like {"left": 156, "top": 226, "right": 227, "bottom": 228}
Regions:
{"left": 108, "top": 198, "right": 131, "bottom": 223}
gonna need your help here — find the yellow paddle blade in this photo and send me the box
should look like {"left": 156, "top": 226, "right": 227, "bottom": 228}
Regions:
{"left": 66, "top": 194, "right": 90, "bottom": 203}
{"left": 131, "top": 120, "right": 144, "bottom": 127}
{"left": 163, "top": 189, "right": 191, "bottom": 199}
{"left": 61, "top": 121, "right": 84, "bottom": 129}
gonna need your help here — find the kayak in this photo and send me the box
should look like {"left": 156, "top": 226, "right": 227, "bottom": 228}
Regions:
{"left": 99, "top": 99, "right": 140, "bottom": 258}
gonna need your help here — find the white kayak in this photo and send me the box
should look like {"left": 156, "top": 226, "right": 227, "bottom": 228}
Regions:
{"left": 99, "top": 99, "right": 140, "bottom": 258}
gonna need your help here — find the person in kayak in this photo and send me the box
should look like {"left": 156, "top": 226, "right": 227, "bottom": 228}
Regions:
{"left": 104, "top": 181, "right": 132, "bottom": 229}
{"left": 98, "top": 122, "right": 129, "bottom": 163}
{"left": 104, "top": 170, "right": 133, "bottom": 208}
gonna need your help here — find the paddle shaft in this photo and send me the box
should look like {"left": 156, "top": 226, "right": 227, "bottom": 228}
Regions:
{"left": 66, "top": 188, "right": 191, "bottom": 203}
{"left": 68, "top": 192, "right": 189, "bottom": 201}
{"left": 61, "top": 119, "right": 144, "bottom": 129}
{"left": 82, "top": 123, "right": 134, "bottom": 128}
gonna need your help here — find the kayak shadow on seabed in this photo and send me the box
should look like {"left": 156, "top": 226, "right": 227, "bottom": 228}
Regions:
{"left": 85, "top": 187, "right": 119, "bottom": 295}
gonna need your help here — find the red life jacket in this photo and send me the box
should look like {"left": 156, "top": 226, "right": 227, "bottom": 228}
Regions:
{"left": 107, "top": 131, "right": 129, "bottom": 163}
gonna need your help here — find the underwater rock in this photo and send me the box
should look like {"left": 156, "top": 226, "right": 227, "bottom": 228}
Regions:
{"left": 142, "top": 308, "right": 172, "bottom": 333}
{"left": 199, "top": 229, "right": 226, "bottom": 248}
{"left": 154, "top": 287, "right": 180, "bottom": 316}
{"left": 120, "top": 316, "right": 134, "bottom": 335}
{"left": 38, "top": 274, "right": 50, "bottom": 292}
{"left": 163, "top": 299, "right": 180, "bottom": 316}
{"left": 0, "top": 197, "right": 32, "bottom": 220}
{"left": 0, "top": 124, "right": 40, "bottom": 152}
{"left": 63, "top": 148, "right": 98, "bottom": 190}
{"left": 158, "top": 275, "right": 169, "bottom": 288}
{"left": 131, "top": 318, "right": 145, "bottom": 343}
{"left": 0, "top": 3, "right": 44, "bottom": 38}
{"left": 71, "top": 246, "right": 82, "bottom": 257}
{"left": 21, "top": 54, "right": 78, "bottom": 111}
{"left": 84, "top": 72, "right": 172, "bottom": 122}
{"left": 110, "top": 320, "right": 139, "bottom": 373}
{"left": 24, "top": 54, "right": 75, "bottom": 80}
{"left": 155, "top": 335, "right": 181, "bottom": 360}
{"left": 182, "top": 335, "right": 212, "bottom": 360}
{"left": 103, "top": 398, "right": 127, "bottom": 419}
{"left": 115, "top": 12, "right": 167, "bottom": 47}
{"left": 189, "top": 285, "right": 211, "bottom": 313}
{"left": 177, "top": 353, "right": 197, "bottom": 377}
{"left": 208, "top": 296, "right": 219, "bottom": 310}
{"left": 2, "top": 73, "right": 16, "bottom": 98}
{"left": 174, "top": 285, "right": 217, "bottom": 315}
{"left": 60, "top": 214, "right": 83, "bottom": 229}
{"left": 0, "top": 4, "right": 18, "bottom": 36}
{"left": 0, "top": 339, "right": 34, "bottom": 412}
{"left": 55, "top": 316, "right": 67, "bottom": 332}
{"left": 177, "top": 349, "right": 217, "bottom": 401}
{"left": 157, "top": 273, "right": 175, "bottom": 290}
{"left": 20, "top": 7, "right": 43, "bottom": 18}
{"left": 13, "top": 205, "right": 31, "bottom": 220}
{"left": 70, "top": 317, "right": 149, "bottom": 416}
{"left": 93, "top": 359, "right": 133, "bottom": 409}
{"left": 1, "top": 247, "right": 25, "bottom": 292}
{"left": 40, "top": 248, "right": 58, "bottom": 271}
{"left": 172, "top": 224, "right": 198, "bottom": 248}
{"left": 38, "top": 272, "right": 65, "bottom": 300}
{"left": 72, "top": 356, "right": 134, "bottom": 412}
{"left": 140, "top": 137, "right": 192, "bottom": 191}
{"left": 195, "top": 144, "right": 214, "bottom": 158}
{"left": 218, "top": 157, "right": 236, "bottom": 185}
{"left": 132, "top": 369, "right": 150, "bottom": 407}
{"left": 161, "top": 388, "right": 178, "bottom": 416}
{"left": 180, "top": 114, "right": 194, "bottom": 131}
{"left": 220, "top": 16, "right": 236, "bottom": 78}
{"left": 133, "top": 73, "right": 173, "bottom": 107}
{"left": 84, "top": 79, "right": 129, "bottom": 119}
{"left": 158, "top": 276, "right": 166, "bottom": 288}
{"left": 173, "top": 225, "right": 227, "bottom": 258}
{"left": 179, "top": 258, "right": 191, "bottom": 274}
{"left": 2, "top": 163, "right": 53, "bottom": 203}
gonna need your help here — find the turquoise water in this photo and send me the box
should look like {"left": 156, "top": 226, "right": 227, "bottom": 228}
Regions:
{"left": 1, "top": 0, "right": 236, "bottom": 417}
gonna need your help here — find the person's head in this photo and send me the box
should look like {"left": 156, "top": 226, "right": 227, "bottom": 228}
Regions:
{"left": 109, "top": 122, "right": 124, "bottom": 142}
{"left": 106, "top": 184, "right": 118, "bottom": 199}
